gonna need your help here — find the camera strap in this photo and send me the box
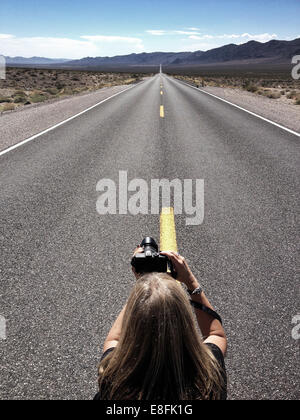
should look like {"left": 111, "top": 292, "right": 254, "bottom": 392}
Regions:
{"left": 190, "top": 301, "right": 223, "bottom": 325}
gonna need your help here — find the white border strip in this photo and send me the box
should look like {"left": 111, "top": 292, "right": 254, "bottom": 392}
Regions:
{"left": 170, "top": 76, "right": 300, "bottom": 138}
{"left": 0, "top": 81, "right": 144, "bottom": 158}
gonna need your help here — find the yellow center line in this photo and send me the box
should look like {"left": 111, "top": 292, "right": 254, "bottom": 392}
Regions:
{"left": 160, "top": 90, "right": 163, "bottom": 95}
{"left": 160, "top": 207, "right": 178, "bottom": 252}
{"left": 160, "top": 105, "right": 165, "bottom": 118}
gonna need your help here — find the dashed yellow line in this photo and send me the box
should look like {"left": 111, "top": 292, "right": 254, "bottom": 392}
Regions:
{"left": 160, "top": 207, "right": 178, "bottom": 252}
{"left": 160, "top": 90, "right": 163, "bottom": 95}
{"left": 160, "top": 105, "right": 165, "bottom": 118}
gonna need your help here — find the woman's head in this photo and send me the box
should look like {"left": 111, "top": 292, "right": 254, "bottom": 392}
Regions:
{"left": 99, "top": 273, "right": 223, "bottom": 400}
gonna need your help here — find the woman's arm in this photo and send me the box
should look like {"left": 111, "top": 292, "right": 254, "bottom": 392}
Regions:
{"left": 190, "top": 288, "right": 227, "bottom": 356}
{"left": 161, "top": 251, "right": 227, "bottom": 356}
{"left": 103, "top": 305, "right": 127, "bottom": 353}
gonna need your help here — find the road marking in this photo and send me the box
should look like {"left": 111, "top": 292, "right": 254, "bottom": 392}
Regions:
{"left": 160, "top": 105, "right": 165, "bottom": 118}
{"left": 160, "top": 207, "right": 178, "bottom": 252}
{"left": 160, "top": 90, "right": 163, "bottom": 95}
{"left": 172, "top": 77, "right": 300, "bottom": 138}
{"left": 0, "top": 81, "right": 145, "bottom": 158}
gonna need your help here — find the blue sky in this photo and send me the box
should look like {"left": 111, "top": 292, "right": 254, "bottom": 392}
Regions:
{"left": 0, "top": 0, "right": 299, "bottom": 58}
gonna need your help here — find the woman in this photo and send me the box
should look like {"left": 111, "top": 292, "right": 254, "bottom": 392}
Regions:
{"left": 95, "top": 250, "right": 227, "bottom": 400}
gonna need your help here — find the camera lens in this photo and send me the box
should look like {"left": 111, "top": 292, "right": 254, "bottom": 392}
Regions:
{"left": 141, "top": 237, "right": 159, "bottom": 252}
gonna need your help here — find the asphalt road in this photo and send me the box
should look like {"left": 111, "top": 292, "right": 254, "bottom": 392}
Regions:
{"left": 0, "top": 74, "right": 299, "bottom": 400}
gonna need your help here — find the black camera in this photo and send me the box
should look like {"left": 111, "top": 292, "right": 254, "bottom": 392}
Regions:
{"left": 131, "top": 237, "right": 176, "bottom": 278}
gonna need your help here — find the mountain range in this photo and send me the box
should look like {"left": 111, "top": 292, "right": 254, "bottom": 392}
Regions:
{"left": 3, "top": 38, "right": 300, "bottom": 68}
{"left": 4, "top": 56, "right": 69, "bottom": 65}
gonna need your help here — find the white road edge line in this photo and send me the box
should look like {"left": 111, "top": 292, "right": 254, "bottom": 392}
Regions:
{"left": 0, "top": 81, "right": 145, "bottom": 158}
{"left": 169, "top": 76, "right": 300, "bottom": 138}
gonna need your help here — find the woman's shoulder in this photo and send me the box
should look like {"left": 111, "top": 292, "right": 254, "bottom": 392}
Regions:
{"left": 205, "top": 343, "right": 225, "bottom": 367}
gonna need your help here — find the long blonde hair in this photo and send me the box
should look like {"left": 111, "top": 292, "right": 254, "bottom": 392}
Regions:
{"left": 98, "top": 273, "right": 224, "bottom": 400}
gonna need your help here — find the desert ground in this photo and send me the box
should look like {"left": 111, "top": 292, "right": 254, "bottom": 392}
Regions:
{"left": 0, "top": 67, "right": 145, "bottom": 113}
{"left": 170, "top": 67, "right": 300, "bottom": 106}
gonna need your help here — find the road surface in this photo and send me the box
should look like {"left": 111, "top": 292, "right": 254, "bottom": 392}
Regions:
{"left": 0, "top": 74, "right": 299, "bottom": 400}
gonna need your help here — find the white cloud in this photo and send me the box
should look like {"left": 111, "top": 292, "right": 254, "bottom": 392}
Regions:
{"left": 239, "top": 33, "right": 278, "bottom": 42}
{"left": 189, "top": 35, "right": 214, "bottom": 40}
{"left": 81, "top": 35, "right": 143, "bottom": 45}
{"left": 173, "top": 30, "right": 202, "bottom": 35}
{"left": 188, "top": 33, "right": 278, "bottom": 43}
{"left": 0, "top": 34, "right": 15, "bottom": 39}
{"left": 146, "top": 29, "right": 278, "bottom": 45}
{"left": 146, "top": 30, "right": 167, "bottom": 36}
{"left": 146, "top": 29, "right": 201, "bottom": 36}
{"left": 0, "top": 34, "right": 145, "bottom": 59}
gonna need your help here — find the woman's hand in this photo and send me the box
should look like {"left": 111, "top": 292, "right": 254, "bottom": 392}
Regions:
{"left": 160, "top": 251, "right": 200, "bottom": 291}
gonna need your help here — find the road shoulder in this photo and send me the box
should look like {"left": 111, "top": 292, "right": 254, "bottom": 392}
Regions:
{"left": 0, "top": 84, "right": 134, "bottom": 153}
{"left": 201, "top": 86, "right": 300, "bottom": 135}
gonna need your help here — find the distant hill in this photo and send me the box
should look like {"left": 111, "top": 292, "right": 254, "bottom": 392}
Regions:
{"left": 3, "top": 38, "right": 300, "bottom": 69}
{"left": 175, "top": 38, "right": 300, "bottom": 65}
{"left": 4, "top": 56, "right": 69, "bottom": 65}
{"left": 63, "top": 38, "right": 300, "bottom": 68}
{"left": 65, "top": 52, "right": 192, "bottom": 67}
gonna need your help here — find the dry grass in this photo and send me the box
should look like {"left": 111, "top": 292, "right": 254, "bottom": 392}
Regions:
{"left": 174, "top": 74, "right": 300, "bottom": 105}
{"left": 0, "top": 103, "right": 16, "bottom": 112}
{"left": 0, "top": 68, "right": 144, "bottom": 112}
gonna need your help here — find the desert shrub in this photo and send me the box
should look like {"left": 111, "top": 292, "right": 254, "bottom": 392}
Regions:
{"left": 0, "top": 96, "right": 12, "bottom": 103}
{"left": 45, "top": 87, "right": 59, "bottom": 95}
{"left": 245, "top": 83, "right": 259, "bottom": 93}
{"left": 267, "top": 91, "right": 281, "bottom": 99}
{"left": 287, "top": 90, "right": 297, "bottom": 99}
{"left": 13, "top": 96, "right": 27, "bottom": 104}
{"left": 1, "top": 103, "right": 15, "bottom": 112}
{"left": 14, "top": 90, "right": 27, "bottom": 96}
{"left": 62, "top": 87, "right": 75, "bottom": 95}
{"left": 29, "top": 92, "right": 48, "bottom": 103}
{"left": 261, "top": 89, "right": 271, "bottom": 96}
{"left": 55, "top": 81, "right": 66, "bottom": 90}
